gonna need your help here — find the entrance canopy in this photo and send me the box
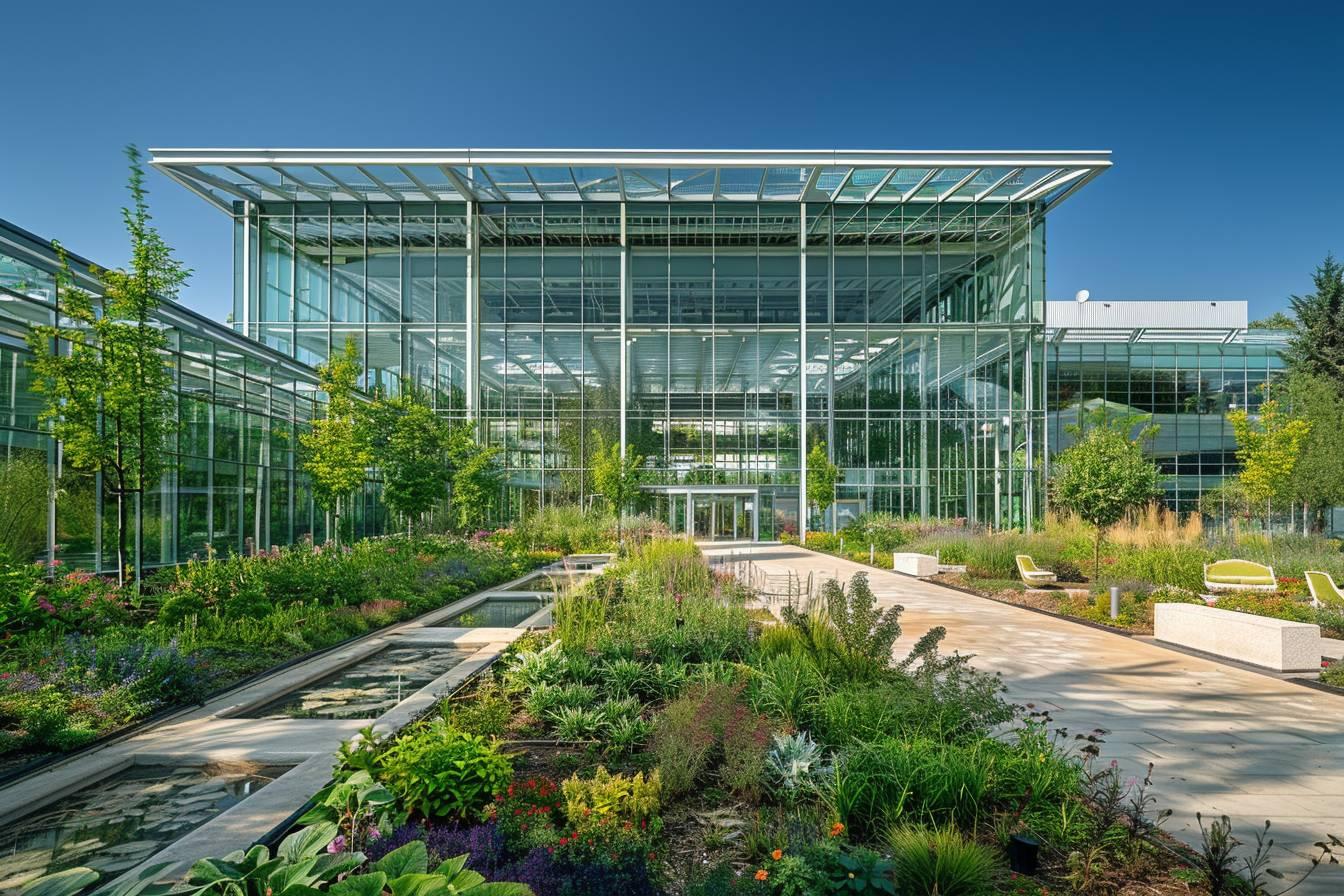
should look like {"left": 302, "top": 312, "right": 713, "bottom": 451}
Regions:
{"left": 149, "top": 148, "right": 1111, "bottom": 212}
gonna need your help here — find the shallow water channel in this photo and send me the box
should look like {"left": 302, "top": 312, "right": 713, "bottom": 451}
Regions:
{"left": 0, "top": 762, "right": 285, "bottom": 894}
{"left": 241, "top": 645, "right": 475, "bottom": 720}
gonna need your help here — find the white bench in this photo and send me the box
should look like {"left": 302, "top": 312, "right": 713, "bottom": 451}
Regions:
{"left": 892, "top": 552, "right": 939, "bottom": 577}
{"left": 1153, "top": 602, "right": 1321, "bottom": 672}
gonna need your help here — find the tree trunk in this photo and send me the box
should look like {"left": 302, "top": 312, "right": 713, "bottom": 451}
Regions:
{"left": 1304, "top": 501, "right": 1310, "bottom": 537}
{"left": 334, "top": 495, "right": 342, "bottom": 548}
{"left": 116, "top": 489, "right": 128, "bottom": 588}
{"left": 1093, "top": 529, "right": 1103, "bottom": 582}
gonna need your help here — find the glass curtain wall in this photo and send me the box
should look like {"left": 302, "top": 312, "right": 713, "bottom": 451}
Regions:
{"left": 1, "top": 227, "right": 384, "bottom": 571}
{"left": 240, "top": 199, "right": 1046, "bottom": 532}
{"left": 1046, "top": 335, "right": 1287, "bottom": 513}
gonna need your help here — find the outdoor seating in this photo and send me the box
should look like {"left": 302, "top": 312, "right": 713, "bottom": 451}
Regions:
{"left": 1306, "top": 570, "right": 1344, "bottom": 608}
{"left": 1203, "top": 559, "right": 1276, "bottom": 593}
{"left": 1016, "top": 554, "right": 1057, "bottom": 585}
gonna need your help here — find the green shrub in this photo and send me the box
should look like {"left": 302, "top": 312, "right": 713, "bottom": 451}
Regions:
{"left": 652, "top": 681, "right": 772, "bottom": 799}
{"left": 1105, "top": 543, "right": 1208, "bottom": 591}
{"left": 376, "top": 721, "right": 512, "bottom": 820}
{"left": 750, "top": 652, "right": 825, "bottom": 727}
{"left": 442, "top": 681, "right": 513, "bottom": 737}
{"left": 886, "top": 825, "right": 1001, "bottom": 896}
{"left": 1215, "top": 593, "right": 1317, "bottom": 624}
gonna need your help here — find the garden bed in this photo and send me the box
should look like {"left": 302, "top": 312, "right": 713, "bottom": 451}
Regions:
{"left": 0, "top": 535, "right": 555, "bottom": 773}
{"left": 31, "top": 535, "right": 1341, "bottom": 896}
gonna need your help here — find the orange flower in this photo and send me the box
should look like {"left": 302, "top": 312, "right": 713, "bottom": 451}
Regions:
{"left": 771, "top": 849, "right": 783, "bottom": 861}
{"left": 829, "top": 822, "right": 845, "bottom": 837}
{"left": 754, "top": 870, "right": 768, "bottom": 881}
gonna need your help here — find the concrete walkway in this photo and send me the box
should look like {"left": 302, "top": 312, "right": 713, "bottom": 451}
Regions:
{"left": 705, "top": 543, "right": 1344, "bottom": 894}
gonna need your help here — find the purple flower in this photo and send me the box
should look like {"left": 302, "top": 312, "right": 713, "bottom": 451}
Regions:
{"left": 327, "top": 834, "right": 347, "bottom": 854}
{"left": 368, "top": 827, "right": 382, "bottom": 841}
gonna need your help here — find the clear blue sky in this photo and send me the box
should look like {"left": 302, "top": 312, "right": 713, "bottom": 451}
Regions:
{"left": 4, "top": 0, "right": 1341, "bottom": 322}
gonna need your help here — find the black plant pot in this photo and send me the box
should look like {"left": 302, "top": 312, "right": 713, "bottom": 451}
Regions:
{"left": 675, "top": 616, "right": 685, "bottom": 629}
{"left": 1007, "top": 834, "right": 1040, "bottom": 875}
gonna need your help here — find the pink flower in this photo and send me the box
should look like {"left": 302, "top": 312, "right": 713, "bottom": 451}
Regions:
{"left": 326, "top": 835, "right": 347, "bottom": 854}
{"left": 368, "top": 828, "right": 381, "bottom": 841}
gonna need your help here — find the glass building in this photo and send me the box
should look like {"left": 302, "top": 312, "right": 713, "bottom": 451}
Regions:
{"left": 1044, "top": 299, "right": 1290, "bottom": 513}
{"left": 151, "top": 148, "right": 1114, "bottom": 538}
{"left": 1, "top": 218, "right": 387, "bottom": 572}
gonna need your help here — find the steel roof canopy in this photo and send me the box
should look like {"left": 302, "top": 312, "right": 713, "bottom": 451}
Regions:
{"left": 148, "top": 148, "right": 1111, "bottom": 212}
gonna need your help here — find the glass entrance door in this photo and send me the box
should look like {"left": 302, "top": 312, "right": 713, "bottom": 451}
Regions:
{"left": 688, "top": 492, "right": 755, "bottom": 541}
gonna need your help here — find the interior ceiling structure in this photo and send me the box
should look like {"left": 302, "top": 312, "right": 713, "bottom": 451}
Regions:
{"left": 149, "top": 149, "right": 1111, "bottom": 212}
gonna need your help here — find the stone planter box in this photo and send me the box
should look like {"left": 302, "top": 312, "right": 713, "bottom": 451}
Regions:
{"left": 892, "top": 552, "right": 938, "bottom": 577}
{"left": 1154, "top": 602, "right": 1321, "bottom": 672}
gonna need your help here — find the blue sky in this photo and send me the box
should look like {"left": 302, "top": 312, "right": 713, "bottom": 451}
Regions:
{"left": 4, "top": 0, "right": 1341, "bottom": 322}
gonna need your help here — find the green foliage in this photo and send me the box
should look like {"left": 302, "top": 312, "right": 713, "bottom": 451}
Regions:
{"left": 588, "top": 433, "right": 645, "bottom": 520}
{"left": 301, "top": 336, "right": 373, "bottom": 545}
{"left": 885, "top": 826, "right": 1001, "bottom": 896}
{"left": 1281, "top": 372, "right": 1344, "bottom": 518}
{"left": 1228, "top": 397, "right": 1312, "bottom": 518}
{"left": 652, "top": 681, "right": 772, "bottom": 799}
{"left": 806, "top": 441, "right": 843, "bottom": 522}
{"left": 366, "top": 389, "right": 454, "bottom": 533}
{"left": 376, "top": 721, "right": 513, "bottom": 821}
{"left": 1050, "top": 408, "right": 1163, "bottom": 577}
{"left": 25, "top": 147, "right": 184, "bottom": 582}
{"left": 821, "top": 573, "right": 904, "bottom": 679}
{"left": 447, "top": 423, "right": 502, "bottom": 531}
{"left": 0, "top": 452, "right": 49, "bottom": 562}
{"left": 561, "top": 765, "right": 661, "bottom": 823}
{"left": 1285, "top": 253, "right": 1344, "bottom": 390}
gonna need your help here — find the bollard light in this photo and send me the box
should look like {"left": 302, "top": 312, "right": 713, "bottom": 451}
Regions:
{"left": 1110, "top": 585, "right": 1121, "bottom": 620}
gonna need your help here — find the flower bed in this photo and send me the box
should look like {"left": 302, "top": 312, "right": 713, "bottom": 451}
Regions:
{"left": 32, "top": 536, "right": 1340, "bottom": 896}
{"left": 0, "top": 536, "right": 553, "bottom": 767}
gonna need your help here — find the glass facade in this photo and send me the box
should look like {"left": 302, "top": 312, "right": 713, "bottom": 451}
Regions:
{"left": 1046, "top": 332, "right": 1289, "bottom": 513}
{"left": 236, "top": 197, "right": 1046, "bottom": 535}
{"left": 0, "top": 220, "right": 386, "bottom": 571}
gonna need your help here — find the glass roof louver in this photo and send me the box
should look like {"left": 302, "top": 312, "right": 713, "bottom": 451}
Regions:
{"left": 150, "top": 149, "right": 1110, "bottom": 211}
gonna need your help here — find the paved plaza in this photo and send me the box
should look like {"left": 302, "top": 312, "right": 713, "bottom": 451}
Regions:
{"left": 705, "top": 543, "right": 1344, "bottom": 894}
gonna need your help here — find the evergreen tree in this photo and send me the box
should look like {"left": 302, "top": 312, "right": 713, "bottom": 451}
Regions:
{"left": 1285, "top": 253, "right": 1344, "bottom": 389}
{"left": 301, "top": 337, "right": 371, "bottom": 546}
{"left": 26, "top": 146, "right": 186, "bottom": 584}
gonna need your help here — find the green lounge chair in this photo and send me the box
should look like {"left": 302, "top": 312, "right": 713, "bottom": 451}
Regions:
{"left": 1203, "top": 559, "right": 1276, "bottom": 593}
{"left": 1306, "top": 570, "right": 1344, "bottom": 609}
{"left": 1016, "top": 554, "right": 1057, "bottom": 585}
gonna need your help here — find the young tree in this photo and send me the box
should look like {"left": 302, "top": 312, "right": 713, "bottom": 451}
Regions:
{"left": 589, "top": 434, "right": 644, "bottom": 547}
{"left": 805, "top": 441, "right": 842, "bottom": 533}
{"left": 1285, "top": 253, "right": 1344, "bottom": 390}
{"left": 446, "top": 423, "right": 501, "bottom": 531}
{"left": 1227, "top": 398, "right": 1312, "bottom": 533}
{"left": 26, "top": 146, "right": 186, "bottom": 585}
{"left": 365, "top": 389, "right": 453, "bottom": 536}
{"left": 1282, "top": 373, "right": 1344, "bottom": 534}
{"left": 301, "top": 336, "right": 371, "bottom": 546}
{"left": 1049, "top": 409, "right": 1164, "bottom": 579}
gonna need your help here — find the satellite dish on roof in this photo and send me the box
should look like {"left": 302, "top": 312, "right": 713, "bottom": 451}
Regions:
{"left": 1075, "top": 289, "right": 1090, "bottom": 303}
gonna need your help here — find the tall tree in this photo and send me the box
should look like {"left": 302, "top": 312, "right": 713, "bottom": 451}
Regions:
{"left": 1227, "top": 397, "right": 1312, "bottom": 533}
{"left": 1250, "top": 311, "right": 1296, "bottom": 330}
{"left": 1285, "top": 253, "right": 1344, "bottom": 390}
{"left": 1049, "top": 408, "right": 1164, "bottom": 579}
{"left": 26, "top": 146, "right": 186, "bottom": 584}
{"left": 446, "top": 423, "right": 501, "bottom": 531}
{"left": 301, "top": 336, "right": 371, "bottom": 546}
{"left": 1281, "top": 373, "right": 1344, "bottom": 533}
{"left": 806, "top": 441, "right": 843, "bottom": 533}
{"left": 365, "top": 389, "right": 453, "bottom": 536}
{"left": 589, "top": 434, "right": 644, "bottom": 548}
